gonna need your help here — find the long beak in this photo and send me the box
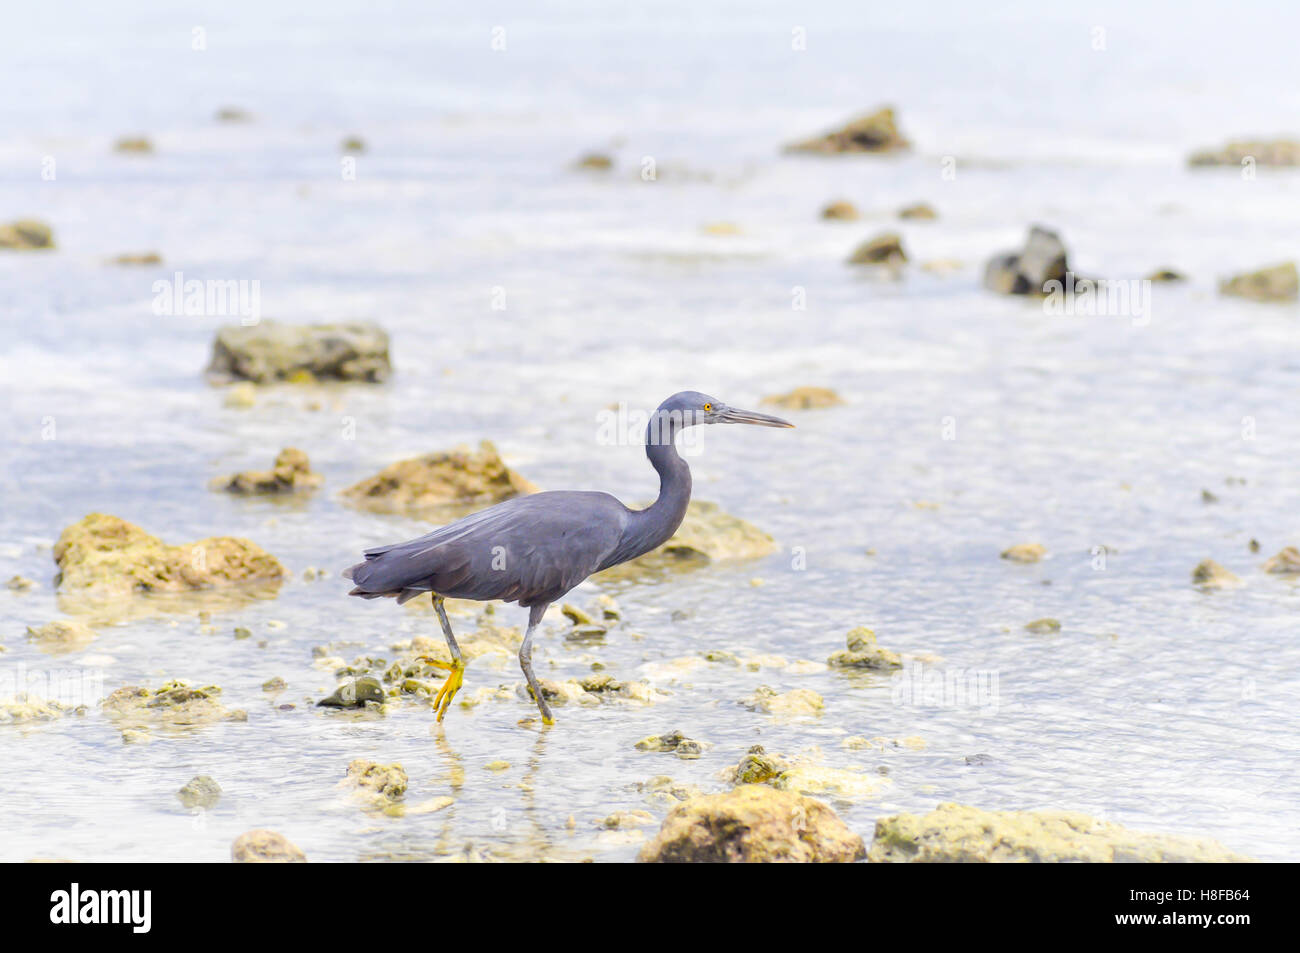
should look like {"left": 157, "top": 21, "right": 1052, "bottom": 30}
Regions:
{"left": 719, "top": 406, "right": 795, "bottom": 428}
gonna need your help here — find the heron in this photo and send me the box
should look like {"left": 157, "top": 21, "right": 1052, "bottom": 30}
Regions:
{"left": 343, "top": 391, "right": 793, "bottom": 725}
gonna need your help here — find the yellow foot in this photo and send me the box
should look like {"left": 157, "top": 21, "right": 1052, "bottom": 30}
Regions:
{"left": 414, "top": 656, "right": 466, "bottom": 722}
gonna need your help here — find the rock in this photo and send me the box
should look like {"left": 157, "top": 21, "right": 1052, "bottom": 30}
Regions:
{"left": 601, "top": 810, "right": 655, "bottom": 829}
{"left": 262, "top": 676, "right": 287, "bottom": 692}
{"left": 786, "top": 107, "right": 909, "bottom": 155}
{"left": 636, "top": 776, "right": 702, "bottom": 806}
{"left": 1024, "top": 618, "right": 1061, "bottom": 634}
{"left": 1192, "top": 559, "right": 1240, "bottom": 589}
{"left": 210, "top": 447, "right": 324, "bottom": 495}
{"left": 177, "top": 775, "right": 222, "bottom": 809}
{"left": 25, "top": 619, "right": 96, "bottom": 654}
{"left": 223, "top": 381, "right": 257, "bottom": 408}
{"left": 215, "top": 107, "right": 252, "bottom": 123}
{"left": 983, "top": 226, "right": 1069, "bottom": 296}
{"left": 638, "top": 785, "right": 865, "bottom": 863}
{"left": 342, "top": 441, "right": 537, "bottom": 512}
{"left": 634, "top": 730, "right": 704, "bottom": 758}
{"left": 1001, "top": 542, "right": 1046, "bottom": 563}
{"left": 206, "top": 320, "right": 391, "bottom": 384}
{"left": 1262, "top": 546, "right": 1300, "bottom": 574}
{"left": 562, "top": 603, "right": 596, "bottom": 625}
{"left": 1188, "top": 139, "right": 1300, "bottom": 168}
{"left": 820, "top": 200, "right": 859, "bottom": 221}
{"left": 53, "top": 513, "right": 284, "bottom": 599}
{"left": 574, "top": 152, "right": 613, "bottom": 171}
{"left": 730, "top": 745, "right": 788, "bottom": 784}
{"left": 103, "top": 679, "right": 244, "bottom": 728}
{"left": 317, "top": 675, "right": 385, "bottom": 708}
{"left": 113, "top": 136, "right": 153, "bottom": 154}
{"left": 1146, "top": 268, "right": 1186, "bottom": 283}
{"left": 0, "top": 695, "right": 77, "bottom": 724}
{"left": 1201, "top": 488, "right": 1219, "bottom": 504}
{"left": 0, "top": 219, "right": 54, "bottom": 250}
{"left": 868, "top": 803, "right": 1255, "bottom": 863}
{"left": 828, "top": 626, "right": 901, "bottom": 670}
{"left": 848, "top": 232, "right": 907, "bottom": 266}
{"left": 761, "top": 386, "right": 843, "bottom": 410}
{"left": 231, "top": 829, "right": 306, "bottom": 863}
{"left": 700, "top": 222, "right": 742, "bottom": 236}
{"left": 898, "top": 202, "right": 937, "bottom": 221}
{"left": 6, "top": 575, "right": 36, "bottom": 590}
{"left": 1219, "top": 262, "right": 1298, "bottom": 302}
{"left": 344, "top": 759, "right": 408, "bottom": 801}
{"left": 108, "top": 252, "right": 162, "bottom": 266}
{"left": 632, "top": 500, "right": 775, "bottom": 567}
{"left": 341, "top": 136, "right": 366, "bottom": 153}
{"left": 742, "top": 686, "right": 824, "bottom": 716}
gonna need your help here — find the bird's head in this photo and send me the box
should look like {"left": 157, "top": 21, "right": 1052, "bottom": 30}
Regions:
{"left": 652, "top": 390, "right": 795, "bottom": 435}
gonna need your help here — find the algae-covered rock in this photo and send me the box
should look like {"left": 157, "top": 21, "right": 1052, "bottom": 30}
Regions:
{"left": 1147, "top": 268, "right": 1186, "bottom": 283}
{"left": 210, "top": 447, "right": 324, "bottom": 495}
{"left": 761, "top": 386, "right": 843, "bottom": 410}
{"left": 215, "top": 107, "right": 253, "bottom": 123}
{"left": 25, "top": 619, "right": 96, "bottom": 654}
{"left": 634, "top": 730, "right": 704, "bottom": 758}
{"left": 103, "top": 679, "right": 244, "bottom": 729}
{"left": 342, "top": 441, "right": 537, "bottom": 512}
{"left": 232, "top": 829, "right": 306, "bottom": 863}
{"left": 983, "top": 226, "right": 1070, "bottom": 296}
{"left": 1188, "top": 139, "right": 1300, "bottom": 168}
{"left": 1192, "top": 559, "right": 1240, "bottom": 589}
{"left": 1262, "top": 546, "right": 1300, "bottom": 574}
{"left": 638, "top": 785, "right": 866, "bottom": 863}
{"left": 868, "top": 803, "right": 1255, "bottom": 863}
{"left": 344, "top": 759, "right": 408, "bottom": 803}
{"left": 1219, "top": 262, "right": 1298, "bottom": 302}
{"left": 0, "top": 695, "right": 78, "bottom": 724}
{"left": 820, "top": 200, "right": 859, "bottom": 221}
{"left": 7, "top": 575, "right": 36, "bottom": 591}
{"left": 730, "top": 745, "right": 789, "bottom": 785}
{"left": 633, "top": 500, "right": 776, "bottom": 567}
{"left": 341, "top": 135, "right": 366, "bottom": 153}
{"left": 317, "top": 675, "right": 385, "bottom": 708}
{"left": 786, "top": 107, "right": 909, "bottom": 155}
{"left": 206, "top": 320, "right": 391, "bottom": 384}
{"left": 898, "top": 202, "right": 937, "bottom": 221}
{"left": 828, "top": 626, "right": 901, "bottom": 671}
{"left": 1001, "top": 542, "right": 1046, "bottom": 563}
{"left": 108, "top": 252, "right": 162, "bottom": 266}
{"left": 1024, "top": 618, "right": 1061, "bottom": 634}
{"left": 741, "top": 686, "right": 825, "bottom": 716}
{"left": 574, "top": 152, "right": 613, "bottom": 171}
{"left": 53, "top": 513, "right": 284, "bottom": 598}
{"left": 0, "top": 219, "right": 55, "bottom": 250}
{"left": 177, "top": 775, "right": 222, "bottom": 809}
{"left": 848, "top": 232, "right": 907, "bottom": 266}
{"left": 114, "top": 136, "right": 154, "bottom": 154}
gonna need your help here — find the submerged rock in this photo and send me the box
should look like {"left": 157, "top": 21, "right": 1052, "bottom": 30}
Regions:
{"left": 6, "top": 575, "right": 36, "bottom": 591}
{"left": 215, "top": 107, "right": 253, "bottom": 123}
{"left": 108, "top": 252, "right": 162, "bottom": 266}
{"left": 761, "top": 386, "right": 843, "bottom": 410}
{"left": 868, "top": 803, "right": 1255, "bottom": 862}
{"left": 634, "top": 730, "right": 704, "bottom": 758}
{"left": 741, "top": 686, "right": 825, "bottom": 716}
{"left": 1001, "top": 542, "right": 1046, "bottom": 563}
{"left": 574, "top": 152, "right": 613, "bottom": 171}
{"left": 1024, "top": 618, "right": 1061, "bottom": 634}
{"left": 342, "top": 440, "right": 537, "bottom": 512}
{"left": 848, "top": 232, "right": 907, "bottom": 266}
{"left": 344, "top": 759, "right": 408, "bottom": 802}
{"left": 341, "top": 135, "right": 366, "bottom": 153}
{"left": 114, "top": 136, "right": 154, "bottom": 154}
{"left": 983, "top": 225, "right": 1069, "bottom": 296}
{"left": 898, "top": 202, "right": 937, "bottom": 221}
{"left": 1262, "top": 546, "right": 1300, "bottom": 574}
{"left": 0, "top": 695, "right": 79, "bottom": 724}
{"left": 1219, "top": 262, "right": 1298, "bottom": 302}
{"left": 1192, "top": 559, "right": 1240, "bottom": 589}
{"left": 1146, "top": 268, "right": 1186, "bottom": 283}
{"left": 231, "top": 829, "right": 306, "bottom": 863}
{"left": 820, "top": 200, "right": 859, "bottom": 221}
{"left": 786, "top": 107, "right": 909, "bottom": 155}
{"left": 210, "top": 447, "right": 324, "bottom": 495}
{"left": 25, "top": 619, "right": 96, "bottom": 654}
{"left": 53, "top": 513, "right": 284, "bottom": 598}
{"left": 0, "top": 219, "right": 55, "bottom": 250}
{"left": 177, "top": 775, "right": 222, "bottom": 809}
{"left": 638, "top": 785, "right": 866, "bottom": 863}
{"left": 206, "top": 320, "right": 391, "bottom": 384}
{"left": 1188, "top": 139, "right": 1300, "bottom": 168}
{"left": 828, "top": 626, "right": 901, "bottom": 671}
{"left": 103, "top": 679, "right": 245, "bottom": 729}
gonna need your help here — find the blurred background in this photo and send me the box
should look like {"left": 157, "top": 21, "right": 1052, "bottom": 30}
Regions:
{"left": 1, "top": 1, "right": 1297, "bottom": 862}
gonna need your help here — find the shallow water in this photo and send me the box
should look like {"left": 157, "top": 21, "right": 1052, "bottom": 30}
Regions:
{"left": 2, "top": 0, "right": 1299, "bottom": 861}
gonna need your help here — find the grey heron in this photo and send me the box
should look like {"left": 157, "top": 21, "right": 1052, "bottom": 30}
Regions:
{"left": 344, "top": 391, "right": 793, "bottom": 724}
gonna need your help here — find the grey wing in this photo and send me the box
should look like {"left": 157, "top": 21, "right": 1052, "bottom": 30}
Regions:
{"left": 344, "top": 491, "right": 628, "bottom": 608}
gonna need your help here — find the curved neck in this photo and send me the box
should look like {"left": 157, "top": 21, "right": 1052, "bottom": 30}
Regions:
{"left": 616, "top": 414, "right": 693, "bottom": 562}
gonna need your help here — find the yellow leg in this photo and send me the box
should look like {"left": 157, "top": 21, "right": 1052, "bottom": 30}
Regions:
{"left": 414, "top": 655, "right": 466, "bottom": 722}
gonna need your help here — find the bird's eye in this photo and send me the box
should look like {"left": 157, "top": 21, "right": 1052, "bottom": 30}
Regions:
{"left": 703, "top": 403, "right": 712, "bottom": 412}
